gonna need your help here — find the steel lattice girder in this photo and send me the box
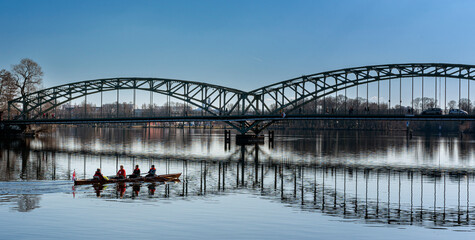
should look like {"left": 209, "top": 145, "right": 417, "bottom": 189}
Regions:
{"left": 8, "top": 78, "right": 247, "bottom": 120}
{"left": 7, "top": 63, "right": 475, "bottom": 123}
{"left": 248, "top": 63, "right": 475, "bottom": 115}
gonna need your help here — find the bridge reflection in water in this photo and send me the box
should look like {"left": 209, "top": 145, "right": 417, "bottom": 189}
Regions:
{"left": 2, "top": 143, "right": 473, "bottom": 229}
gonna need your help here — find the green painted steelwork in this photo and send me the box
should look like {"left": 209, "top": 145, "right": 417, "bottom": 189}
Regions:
{"left": 7, "top": 63, "right": 475, "bottom": 133}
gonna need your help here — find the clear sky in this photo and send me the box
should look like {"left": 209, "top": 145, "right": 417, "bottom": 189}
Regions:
{"left": 1, "top": 0, "right": 475, "bottom": 106}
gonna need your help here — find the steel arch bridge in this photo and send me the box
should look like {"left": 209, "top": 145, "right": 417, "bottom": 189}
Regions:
{"left": 7, "top": 63, "right": 475, "bottom": 133}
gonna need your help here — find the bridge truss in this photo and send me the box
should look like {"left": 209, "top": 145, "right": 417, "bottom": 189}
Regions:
{"left": 7, "top": 63, "right": 475, "bottom": 134}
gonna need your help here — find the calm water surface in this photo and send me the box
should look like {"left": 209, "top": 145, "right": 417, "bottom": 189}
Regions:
{"left": 1, "top": 127, "right": 475, "bottom": 239}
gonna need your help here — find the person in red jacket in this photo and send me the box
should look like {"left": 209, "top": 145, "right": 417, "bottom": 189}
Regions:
{"left": 117, "top": 165, "right": 126, "bottom": 179}
{"left": 93, "top": 168, "right": 105, "bottom": 181}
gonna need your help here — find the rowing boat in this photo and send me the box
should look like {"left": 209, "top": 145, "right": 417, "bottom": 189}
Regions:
{"left": 74, "top": 173, "right": 182, "bottom": 185}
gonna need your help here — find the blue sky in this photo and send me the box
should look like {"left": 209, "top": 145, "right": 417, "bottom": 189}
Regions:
{"left": 1, "top": 0, "right": 475, "bottom": 106}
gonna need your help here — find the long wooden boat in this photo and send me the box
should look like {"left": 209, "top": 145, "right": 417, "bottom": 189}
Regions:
{"left": 74, "top": 173, "right": 182, "bottom": 186}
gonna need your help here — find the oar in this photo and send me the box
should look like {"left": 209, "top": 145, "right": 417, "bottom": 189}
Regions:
{"left": 127, "top": 173, "right": 148, "bottom": 177}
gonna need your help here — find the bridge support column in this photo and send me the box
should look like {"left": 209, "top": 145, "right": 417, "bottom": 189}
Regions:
{"left": 269, "top": 130, "right": 274, "bottom": 148}
{"left": 224, "top": 130, "right": 231, "bottom": 150}
{"left": 236, "top": 134, "right": 264, "bottom": 145}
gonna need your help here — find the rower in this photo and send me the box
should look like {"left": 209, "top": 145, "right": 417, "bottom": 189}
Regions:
{"left": 93, "top": 168, "right": 105, "bottom": 181}
{"left": 117, "top": 165, "right": 126, "bottom": 179}
{"left": 130, "top": 165, "right": 140, "bottom": 178}
{"left": 145, "top": 165, "right": 156, "bottom": 177}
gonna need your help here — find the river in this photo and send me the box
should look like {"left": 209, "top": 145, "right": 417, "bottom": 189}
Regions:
{"left": 0, "top": 127, "right": 474, "bottom": 239}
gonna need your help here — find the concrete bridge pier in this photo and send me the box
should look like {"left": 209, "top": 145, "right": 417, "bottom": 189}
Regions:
{"left": 233, "top": 121, "right": 269, "bottom": 145}
{"left": 236, "top": 134, "right": 264, "bottom": 145}
{"left": 224, "top": 130, "right": 231, "bottom": 150}
{"left": 269, "top": 131, "right": 274, "bottom": 148}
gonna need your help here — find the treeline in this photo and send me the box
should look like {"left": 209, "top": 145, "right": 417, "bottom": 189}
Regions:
{"left": 288, "top": 95, "right": 472, "bottom": 115}
{"left": 274, "top": 95, "right": 471, "bottom": 132}
{"left": 53, "top": 101, "right": 197, "bottom": 119}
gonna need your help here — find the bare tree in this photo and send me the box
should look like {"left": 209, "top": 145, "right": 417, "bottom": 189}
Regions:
{"left": 0, "top": 69, "right": 17, "bottom": 117}
{"left": 448, "top": 100, "right": 457, "bottom": 110}
{"left": 12, "top": 58, "right": 43, "bottom": 99}
{"left": 422, "top": 97, "right": 435, "bottom": 109}
{"left": 412, "top": 97, "right": 422, "bottom": 110}
{"left": 459, "top": 98, "right": 471, "bottom": 111}
{"left": 11, "top": 58, "right": 43, "bottom": 118}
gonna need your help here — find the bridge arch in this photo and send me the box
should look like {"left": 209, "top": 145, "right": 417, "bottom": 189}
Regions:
{"left": 8, "top": 77, "right": 246, "bottom": 120}
{"left": 246, "top": 63, "right": 475, "bottom": 115}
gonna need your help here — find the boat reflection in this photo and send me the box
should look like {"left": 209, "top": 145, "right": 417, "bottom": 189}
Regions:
{"left": 93, "top": 184, "right": 104, "bottom": 197}
{"left": 148, "top": 183, "right": 156, "bottom": 195}
{"left": 132, "top": 183, "right": 140, "bottom": 197}
{"left": 86, "top": 181, "right": 178, "bottom": 199}
{"left": 117, "top": 182, "right": 126, "bottom": 198}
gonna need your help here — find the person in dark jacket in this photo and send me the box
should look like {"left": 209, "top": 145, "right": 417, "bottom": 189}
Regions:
{"left": 130, "top": 165, "right": 140, "bottom": 178}
{"left": 146, "top": 165, "right": 157, "bottom": 177}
